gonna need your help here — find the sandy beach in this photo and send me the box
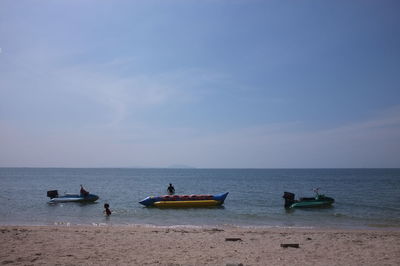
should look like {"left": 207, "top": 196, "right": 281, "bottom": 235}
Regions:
{"left": 0, "top": 225, "right": 399, "bottom": 266}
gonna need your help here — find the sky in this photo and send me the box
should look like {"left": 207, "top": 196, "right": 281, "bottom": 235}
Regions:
{"left": 0, "top": 0, "right": 399, "bottom": 168}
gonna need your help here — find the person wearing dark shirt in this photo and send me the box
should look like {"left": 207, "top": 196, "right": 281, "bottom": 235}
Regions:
{"left": 104, "top": 203, "right": 111, "bottom": 216}
{"left": 167, "top": 183, "right": 175, "bottom": 195}
{"left": 80, "top": 185, "right": 89, "bottom": 197}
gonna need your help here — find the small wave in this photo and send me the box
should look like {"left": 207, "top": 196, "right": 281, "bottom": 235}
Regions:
{"left": 91, "top": 223, "right": 108, "bottom": 227}
{"left": 53, "top": 221, "right": 71, "bottom": 226}
{"left": 367, "top": 223, "right": 400, "bottom": 228}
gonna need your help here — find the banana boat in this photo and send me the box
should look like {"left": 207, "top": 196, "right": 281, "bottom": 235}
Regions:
{"left": 139, "top": 192, "right": 229, "bottom": 207}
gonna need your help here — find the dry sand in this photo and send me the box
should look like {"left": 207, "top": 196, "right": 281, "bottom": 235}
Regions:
{"left": 0, "top": 225, "right": 399, "bottom": 265}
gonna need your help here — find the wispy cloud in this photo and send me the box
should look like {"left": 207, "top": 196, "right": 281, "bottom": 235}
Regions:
{"left": 1, "top": 48, "right": 231, "bottom": 129}
{"left": 157, "top": 106, "right": 400, "bottom": 168}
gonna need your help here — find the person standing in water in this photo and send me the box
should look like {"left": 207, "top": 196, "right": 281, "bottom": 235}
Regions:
{"left": 104, "top": 203, "right": 111, "bottom": 216}
{"left": 167, "top": 183, "right": 175, "bottom": 195}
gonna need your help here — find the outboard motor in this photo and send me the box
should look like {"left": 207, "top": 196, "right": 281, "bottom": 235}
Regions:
{"left": 47, "top": 190, "right": 59, "bottom": 199}
{"left": 283, "top": 192, "right": 295, "bottom": 208}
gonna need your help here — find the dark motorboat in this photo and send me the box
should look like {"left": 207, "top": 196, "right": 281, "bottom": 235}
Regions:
{"left": 283, "top": 189, "right": 334, "bottom": 208}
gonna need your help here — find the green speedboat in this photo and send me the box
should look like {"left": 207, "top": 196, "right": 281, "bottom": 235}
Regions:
{"left": 283, "top": 189, "right": 334, "bottom": 208}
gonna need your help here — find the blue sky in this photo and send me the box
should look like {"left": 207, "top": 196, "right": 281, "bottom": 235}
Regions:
{"left": 1, "top": 0, "right": 399, "bottom": 168}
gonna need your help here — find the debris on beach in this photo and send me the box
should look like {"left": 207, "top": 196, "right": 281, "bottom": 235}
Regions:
{"left": 280, "top": 243, "right": 300, "bottom": 248}
{"left": 225, "top": 238, "right": 242, "bottom": 242}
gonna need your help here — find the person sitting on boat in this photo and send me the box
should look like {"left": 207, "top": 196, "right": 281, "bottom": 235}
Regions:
{"left": 167, "top": 183, "right": 175, "bottom": 195}
{"left": 104, "top": 203, "right": 111, "bottom": 216}
{"left": 80, "top": 185, "right": 89, "bottom": 197}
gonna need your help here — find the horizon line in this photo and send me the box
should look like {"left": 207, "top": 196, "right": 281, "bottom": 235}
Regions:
{"left": 0, "top": 166, "right": 399, "bottom": 170}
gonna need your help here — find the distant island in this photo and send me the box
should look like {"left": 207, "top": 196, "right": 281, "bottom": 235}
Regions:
{"left": 167, "top": 164, "right": 196, "bottom": 169}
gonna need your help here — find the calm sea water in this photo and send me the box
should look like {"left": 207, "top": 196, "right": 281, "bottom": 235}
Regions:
{"left": 0, "top": 168, "right": 399, "bottom": 229}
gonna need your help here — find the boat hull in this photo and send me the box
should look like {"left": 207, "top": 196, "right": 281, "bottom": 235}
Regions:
{"left": 154, "top": 200, "right": 222, "bottom": 208}
{"left": 289, "top": 195, "right": 334, "bottom": 208}
{"left": 49, "top": 194, "right": 99, "bottom": 203}
{"left": 139, "top": 192, "right": 228, "bottom": 208}
{"left": 290, "top": 200, "right": 334, "bottom": 208}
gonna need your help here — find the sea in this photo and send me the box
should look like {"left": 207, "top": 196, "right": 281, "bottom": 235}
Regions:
{"left": 0, "top": 168, "right": 399, "bottom": 229}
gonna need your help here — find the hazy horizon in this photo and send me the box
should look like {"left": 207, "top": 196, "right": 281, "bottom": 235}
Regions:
{"left": 0, "top": 166, "right": 399, "bottom": 170}
{"left": 1, "top": 1, "right": 399, "bottom": 168}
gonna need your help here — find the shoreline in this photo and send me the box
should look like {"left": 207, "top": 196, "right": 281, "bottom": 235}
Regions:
{"left": 1, "top": 221, "right": 399, "bottom": 231}
{"left": 1, "top": 225, "right": 399, "bottom": 265}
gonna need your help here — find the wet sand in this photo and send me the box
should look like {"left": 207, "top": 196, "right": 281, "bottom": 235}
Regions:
{"left": 0, "top": 225, "right": 399, "bottom": 265}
